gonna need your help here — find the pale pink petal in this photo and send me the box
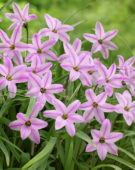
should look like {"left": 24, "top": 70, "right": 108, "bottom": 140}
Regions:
{"left": 11, "top": 25, "right": 22, "bottom": 43}
{"left": 47, "top": 84, "right": 63, "bottom": 93}
{"left": 95, "top": 22, "right": 104, "bottom": 39}
{"left": 91, "top": 42, "right": 101, "bottom": 53}
{"left": 31, "top": 118, "right": 48, "bottom": 129}
{"left": 106, "top": 143, "right": 118, "bottom": 155}
{"left": 115, "top": 92, "right": 126, "bottom": 106}
{"left": 45, "top": 14, "right": 55, "bottom": 29}
{"left": 0, "top": 78, "right": 7, "bottom": 90}
{"left": 0, "top": 44, "right": 9, "bottom": 52}
{"left": 85, "top": 89, "right": 95, "bottom": 102}
{"left": 97, "top": 62, "right": 107, "bottom": 78}
{"left": 83, "top": 108, "right": 94, "bottom": 122}
{"left": 32, "top": 34, "right": 41, "bottom": 48}
{"left": 103, "top": 41, "right": 118, "bottom": 50}
{"left": 67, "top": 100, "right": 81, "bottom": 114}
{"left": 105, "top": 85, "right": 113, "bottom": 97}
{"left": 0, "top": 64, "right": 7, "bottom": 76}
{"left": 13, "top": 3, "right": 23, "bottom": 19}
{"left": 58, "top": 32, "right": 70, "bottom": 43}
{"left": 42, "top": 39, "right": 56, "bottom": 50}
{"left": 27, "top": 14, "right": 37, "bottom": 22}
{"left": 12, "top": 51, "right": 23, "bottom": 65}
{"left": 101, "top": 119, "right": 111, "bottom": 136}
{"left": 91, "top": 129, "right": 101, "bottom": 139}
{"left": 58, "top": 54, "right": 69, "bottom": 63}
{"left": 99, "top": 103, "right": 115, "bottom": 112}
{"left": 57, "top": 25, "right": 73, "bottom": 32}
{"left": 15, "top": 42, "right": 29, "bottom": 51}
{"left": 79, "top": 102, "right": 92, "bottom": 110}
{"left": 44, "top": 50, "right": 57, "bottom": 61}
{"left": 8, "top": 23, "right": 17, "bottom": 30}
{"left": 126, "top": 56, "right": 135, "bottom": 66}
{"left": 55, "top": 116, "right": 66, "bottom": 130}
{"left": 37, "top": 63, "right": 52, "bottom": 74}
{"left": 123, "top": 113, "right": 133, "bottom": 126}
{"left": 52, "top": 99, "right": 66, "bottom": 113}
{"left": 97, "top": 92, "right": 107, "bottom": 104}
{"left": 8, "top": 82, "right": 17, "bottom": 98}
{"left": 101, "top": 46, "right": 109, "bottom": 59}
{"left": 21, "top": 126, "right": 31, "bottom": 140}
{"left": 0, "top": 29, "right": 10, "bottom": 44}
{"left": 106, "top": 132, "right": 123, "bottom": 143}
{"left": 69, "top": 69, "right": 80, "bottom": 82}
{"left": 26, "top": 87, "right": 39, "bottom": 97}
{"left": 85, "top": 144, "right": 96, "bottom": 152}
{"left": 4, "top": 57, "right": 13, "bottom": 74}
{"left": 29, "top": 73, "right": 41, "bottom": 88}
{"left": 29, "top": 129, "right": 40, "bottom": 144}
{"left": 60, "top": 63, "right": 73, "bottom": 71}
{"left": 69, "top": 114, "right": 84, "bottom": 123}
{"left": 123, "top": 90, "right": 132, "bottom": 106}
{"left": 83, "top": 33, "right": 97, "bottom": 43}
{"left": 108, "top": 63, "right": 116, "bottom": 79}
{"left": 9, "top": 120, "right": 23, "bottom": 130}
{"left": 118, "top": 55, "right": 124, "bottom": 66}
{"left": 43, "top": 110, "right": 60, "bottom": 119}
{"left": 72, "top": 38, "right": 82, "bottom": 54}
{"left": 103, "top": 30, "right": 118, "bottom": 41}
{"left": 16, "top": 113, "right": 26, "bottom": 122}
{"left": 97, "top": 143, "right": 107, "bottom": 160}
{"left": 66, "top": 120, "right": 75, "bottom": 136}
{"left": 42, "top": 70, "right": 52, "bottom": 87}
{"left": 22, "top": 3, "right": 29, "bottom": 18}
{"left": 95, "top": 108, "right": 105, "bottom": 123}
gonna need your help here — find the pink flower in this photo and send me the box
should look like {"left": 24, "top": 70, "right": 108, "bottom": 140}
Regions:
{"left": 25, "top": 33, "right": 57, "bottom": 63}
{"left": 83, "top": 22, "right": 118, "bottom": 59}
{"left": 39, "top": 14, "right": 74, "bottom": 43}
{"left": 60, "top": 43, "right": 95, "bottom": 82}
{"left": 117, "top": 55, "right": 135, "bottom": 76}
{"left": 9, "top": 102, "right": 47, "bottom": 144}
{"left": 26, "top": 71, "right": 64, "bottom": 108}
{"left": 0, "top": 25, "right": 28, "bottom": 65}
{"left": 5, "top": 3, "right": 37, "bottom": 30}
{"left": 80, "top": 89, "right": 115, "bottom": 123}
{"left": 86, "top": 119, "right": 123, "bottom": 160}
{"left": 115, "top": 90, "right": 135, "bottom": 125}
{"left": 27, "top": 56, "right": 52, "bottom": 77}
{"left": 96, "top": 62, "right": 123, "bottom": 96}
{"left": 43, "top": 99, "right": 83, "bottom": 136}
{"left": 0, "top": 57, "right": 27, "bottom": 98}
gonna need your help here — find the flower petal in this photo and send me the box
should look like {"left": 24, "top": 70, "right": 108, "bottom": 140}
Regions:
{"left": 21, "top": 126, "right": 31, "bottom": 140}
{"left": 9, "top": 120, "right": 23, "bottom": 130}
{"left": 83, "top": 33, "right": 97, "bottom": 43}
{"left": 85, "top": 144, "right": 96, "bottom": 152}
{"left": 95, "top": 22, "right": 104, "bottom": 39}
{"left": 106, "top": 132, "right": 123, "bottom": 143}
{"left": 101, "top": 119, "right": 111, "bottom": 136}
{"left": 65, "top": 121, "right": 75, "bottom": 136}
{"left": 43, "top": 110, "right": 60, "bottom": 119}
{"left": 97, "top": 143, "right": 107, "bottom": 160}
{"left": 55, "top": 116, "right": 66, "bottom": 130}
{"left": 31, "top": 118, "right": 48, "bottom": 129}
{"left": 29, "top": 129, "right": 40, "bottom": 144}
{"left": 103, "top": 30, "right": 118, "bottom": 41}
{"left": 67, "top": 100, "right": 81, "bottom": 114}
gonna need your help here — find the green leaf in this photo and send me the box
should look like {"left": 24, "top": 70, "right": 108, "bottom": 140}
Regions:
{"left": 65, "top": 138, "right": 73, "bottom": 170}
{"left": 92, "top": 164, "right": 122, "bottom": 170}
{"left": 26, "top": 98, "right": 36, "bottom": 118}
{"left": 22, "top": 137, "right": 56, "bottom": 169}
{"left": 0, "top": 98, "right": 13, "bottom": 118}
{"left": 75, "top": 130, "right": 95, "bottom": 146}
{"left": 68, "top": 83, "right": 81, "bottom": 104}
{"left": 118, "top": 147, "right": 135, "bottom": 161}
{"left": 107, "top": 154, "right": 135, "bottom": 170}
{"left": 0, "top": 140, "right": 10, "bottom": 166}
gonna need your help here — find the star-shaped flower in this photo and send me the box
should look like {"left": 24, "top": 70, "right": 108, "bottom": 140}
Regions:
{"left": 0, "top": 57, "right": 28, "bottom": 98}
{"left": 39, "top": 14, "right": 74, "bottom": 43}
{"left": 25, "top": 33, "right": 57, "bottom": 63}
{"left": 5, "top": 3, "right": 37, "bottom": 30}
{"left": 83, "top": 22, "right": 118, "bottom": 59}
{"left": 43, "top": 99, "right": 83, "bottom": 136}
{"left": 86, "top": 119, "right": 123, "bottom": 160}
{"left": 115, "top": 90, "right": 135, "bottom": 125}
{"left": 26, "top": 71, "right": 64, "bottom": 109}
{"left": 96, "top": 62, "right": 123, "bottom": 96}
{"left": 60, "top": 43, "right": 95, "bottom": 82}
{"left": 80, "top": 89, "right": 115, "bottom": 123}
{"left": 9, "top": 102, "right": 48, "bottom": 144}
{"left": 0, "top": 25, "right": 28, "bottom": 64}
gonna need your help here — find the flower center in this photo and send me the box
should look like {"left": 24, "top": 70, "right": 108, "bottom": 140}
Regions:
{"left": 106, "top": 78, "right": 110, "bottom": 83}
{"left": 32, "top": 70, "right": 37, "bottom": 74}
{"left": 124, "top": 106, "right": 130, "bottom": 112}
{"left": 98, "top": 39, "right": 103, "bottom": 44}
{"left": 52, "top": 29, "right": 57, "bottom": 33}
{"left": 25, "top": 120, "right": 31, "bottom": 127}
{"left": 92, "top": 102, "right": 98, "bottom": 108}
{"left": 62, "top": 114, "right": 68, "bottom": 120}
{"left": 73, "top": 66, "right": 79, "bottom": 72}
{"left": 99, "top": 137, "right": 106, "bottom": 144}
{"left": 40, "top": 88, "right": 46, "bottom": 93}
{"left": 10, "top": 44, "right": 15, "bottom": 50}
{"left": 6, "top": 75, "right": 12, "bottom": 81}
{"left": 37, "top": 48, "right": 42, "bottom": 54}
{"left": 88, "top": 70, "right": 94, "bottom": 75}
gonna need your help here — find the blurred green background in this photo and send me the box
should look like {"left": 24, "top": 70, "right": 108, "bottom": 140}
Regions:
{"left": 0, "top": 0, "right": 135, "bottom": 61}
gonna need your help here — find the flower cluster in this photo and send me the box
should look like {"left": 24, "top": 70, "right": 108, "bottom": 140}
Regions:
{"left": 1, "top": 2, "right": 134, "bottom": 161}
